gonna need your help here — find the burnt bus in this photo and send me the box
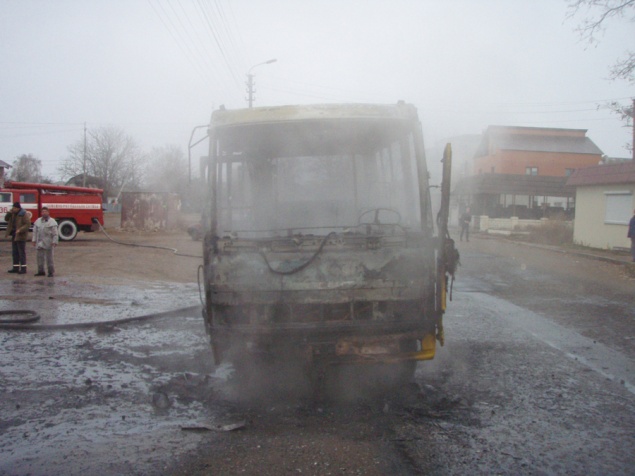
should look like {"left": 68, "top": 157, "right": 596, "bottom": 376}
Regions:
{"left": 199, "top": 102, "right": 456, "bottom": 389}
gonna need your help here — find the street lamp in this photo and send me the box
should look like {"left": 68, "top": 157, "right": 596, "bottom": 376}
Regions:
{"left": 246, "top": 58, "right": 277, "bottom": 108}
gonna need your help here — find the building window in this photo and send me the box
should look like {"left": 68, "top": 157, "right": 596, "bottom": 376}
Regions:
{"left": 565, "top": 168, "right": 575, "bottom": 177}
{"left": 525, "top": 167, "right": 538, "bottom": 176}
{"left": 491, "top": 166, "right": 495, "bottom": 173}
{"left": 604, "top": 191, "right": 633, "bottom": 225}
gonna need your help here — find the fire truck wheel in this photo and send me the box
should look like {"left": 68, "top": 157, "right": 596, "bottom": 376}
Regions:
{"left": 58, "top": 220, "right": 78, "bottom": 241}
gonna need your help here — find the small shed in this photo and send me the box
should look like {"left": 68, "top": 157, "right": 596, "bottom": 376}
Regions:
{"left": 120, "top": 192, "right": 181, "bottom": 231}
{"left": 566, "top": 162, "right": 635, "bottom": 250}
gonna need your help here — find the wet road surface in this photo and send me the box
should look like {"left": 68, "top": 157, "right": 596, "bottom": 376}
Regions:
{"left": 1, "top": 236, "right": 634, "bottom": 475}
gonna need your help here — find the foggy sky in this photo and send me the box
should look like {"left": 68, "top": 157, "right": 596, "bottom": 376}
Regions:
{"left": 0, "top": 0, "right": 633, "bottom": 182}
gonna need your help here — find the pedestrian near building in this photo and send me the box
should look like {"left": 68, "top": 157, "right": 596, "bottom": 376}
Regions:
{"left": 628, "top": 209, "right": 635, "bottom": 263}
{"left": 32, "top": 206, "right": 58, "bottom": 277}
{"left": 5, "top": 202, "right": 32, "bottom": 274}
{"left": 460, "top": 207, "right": 472, "bottom": 242}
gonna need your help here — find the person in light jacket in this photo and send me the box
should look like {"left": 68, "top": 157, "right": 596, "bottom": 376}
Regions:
{"left": 32, "top": 206, "right": 58, "bottom": 277}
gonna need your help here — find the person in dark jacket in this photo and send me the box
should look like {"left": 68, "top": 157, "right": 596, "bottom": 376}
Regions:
{"left": 5, "top": 202, "right": 32, "bottom": 274}
{"left": 459, "top": 207, "right": 472, "bottom": 242}
{"left": 628, "top": 209, "right": 635, "bottom": 263}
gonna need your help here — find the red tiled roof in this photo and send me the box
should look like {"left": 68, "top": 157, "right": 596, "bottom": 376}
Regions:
{"left": 566, "top": 161, "right": 635, "bottom": 187}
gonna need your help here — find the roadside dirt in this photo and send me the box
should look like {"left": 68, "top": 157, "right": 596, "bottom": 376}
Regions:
{"left": 1, "top": 213, "right": 202, "bottom": 286}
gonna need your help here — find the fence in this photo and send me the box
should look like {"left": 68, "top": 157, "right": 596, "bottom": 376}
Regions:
{"left": 477, "top": 216, "right": 548, "bottom": 232}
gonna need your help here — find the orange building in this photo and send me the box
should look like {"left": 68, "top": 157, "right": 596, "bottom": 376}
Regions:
{"left": 473, "top": 126, "right": 603, "bottom": 177}
{"left": 453, "top": 126, "right": 604, "bottom": 219}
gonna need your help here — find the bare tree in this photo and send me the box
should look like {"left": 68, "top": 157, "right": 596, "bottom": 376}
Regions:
{"left": 567, "top": 0, "right": 635, "bottom": 154}
{"left": 144, "top": 145, "right": 188, "bottom": 193}
{"left": 609, "top": 51, "right": 635, "bottom": 82}
{"left": 60, "top": 126, "right": 142, "bottom": 199}
{"left": 9, "top": 154, "right": 45, "bottom": 182}
{"left": 607, "top": 99, "right": 634, "bottom": 155}
{"left": 567, "top": 0, "right": 634, "bottom": 82}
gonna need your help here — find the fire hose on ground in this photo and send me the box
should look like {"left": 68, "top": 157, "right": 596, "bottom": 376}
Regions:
{"left": 0, "top": 306, "right": 201, "bottom": 331}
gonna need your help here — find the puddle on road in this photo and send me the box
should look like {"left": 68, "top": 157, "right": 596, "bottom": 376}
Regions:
{"left": 0, "top": 278, "right": 222, "bottom": 475}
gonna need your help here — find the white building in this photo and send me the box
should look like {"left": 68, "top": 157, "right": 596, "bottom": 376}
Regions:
{"left": 566, "top": 162, "right": 635, "bottom": 250}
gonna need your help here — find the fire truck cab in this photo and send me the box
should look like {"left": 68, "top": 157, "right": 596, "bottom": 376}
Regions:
{"left": 0, "top": 182, "right": 104, "bottom": 241}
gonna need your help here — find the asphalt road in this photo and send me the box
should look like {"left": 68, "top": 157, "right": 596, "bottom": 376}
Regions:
{"left": 1, "top": 235, "right": 634, "bottom": 475}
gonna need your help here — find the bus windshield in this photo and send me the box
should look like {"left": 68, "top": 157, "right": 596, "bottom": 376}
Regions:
{"left": 213, "top": 119, "right": 421, "bottom": 237}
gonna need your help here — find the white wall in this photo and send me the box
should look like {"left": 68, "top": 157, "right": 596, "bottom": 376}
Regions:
{"left": 573, "top": 184, "right": 634, "bottom": 250}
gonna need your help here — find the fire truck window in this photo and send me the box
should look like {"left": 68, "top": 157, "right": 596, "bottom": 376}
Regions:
{"left": 20, "top": 193, "right": 36, "bottom": 203}
{"left": 0, "top": 193, "right": 11, "bottom": 202}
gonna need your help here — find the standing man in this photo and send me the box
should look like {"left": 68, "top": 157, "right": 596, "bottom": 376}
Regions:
{"left": 5, "top": 202, "right": 31, "bottom": 274}
{"left": 628, "top": 209, "right": 635, "bottom": 263}
{"left": 32, "top": 206, "right": 58, "bottom": 277}
{"left": 460, "top": 207, "right": 472, "bottom": 242}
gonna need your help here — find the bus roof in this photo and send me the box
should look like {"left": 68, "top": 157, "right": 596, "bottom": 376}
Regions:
{"left": 210, "top": 102, "right": 419, "bottom": 128}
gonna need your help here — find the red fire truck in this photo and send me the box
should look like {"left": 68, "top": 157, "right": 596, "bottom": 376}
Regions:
{"left": 0, "top": 181, "right": 104, "bottom": 241}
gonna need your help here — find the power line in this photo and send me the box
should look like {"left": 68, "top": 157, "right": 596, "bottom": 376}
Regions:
{"left": 212, "top": 0, "right": 245, "bottom": 74}
{"left": 168, "top": 0, "right": 224, "bottom": 87}
{"left": 174, "top": 0, "right": 226, "bottom": 82}
{"left": 215, "top": 0, "right": 245, "bottom": 69}
{"left": 162, "top": 0, "right": 218, "bottom": 79}
{"left": 195, "top": 0, "right": 243, "bottom": 92}
{"left": 224, "top": 0, "right": 248, "bottom": 69}
{"left": 147, "top": 0, "right": 218, "bottom": 88}
{"left": 486, "top": 96, "right": 634, "bottom": 108}
{"left": 193, "top": 0, "right": 237, "bottom": 95}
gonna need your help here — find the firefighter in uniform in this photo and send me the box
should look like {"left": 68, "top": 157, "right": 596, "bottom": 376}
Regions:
{"left": 5, "top": 202, "right": 32, "bottom": 274}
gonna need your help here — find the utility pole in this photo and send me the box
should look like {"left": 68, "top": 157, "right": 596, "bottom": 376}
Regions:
{"left": 245, "top": 59, "right": 277, "bottom": 108}
{"left": 246, "top": 74, "right": 255, "bottom": 108}
{"left": 82, "top": 122, "right": 87, "bottom": 187}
